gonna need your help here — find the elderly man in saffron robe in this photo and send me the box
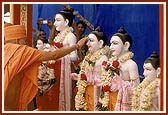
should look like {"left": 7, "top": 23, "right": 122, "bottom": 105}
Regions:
{"left": 4, "top": 23, "right": 87, "bottom": 111}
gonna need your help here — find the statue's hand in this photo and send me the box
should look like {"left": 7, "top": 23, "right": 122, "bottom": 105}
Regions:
{"left": 70, "top": 73, "right": 78, "bottom": 80}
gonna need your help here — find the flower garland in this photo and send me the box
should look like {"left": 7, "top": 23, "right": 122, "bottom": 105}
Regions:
{"left": 132, "top": 78, "right": 159, "bottom": 111}
{"left": 53, "top": 27, "right": 73, "bottom": 43}
{"left": 37, "top": 60, "right": 56, "bottom": 96}
{"left": 97, "top": 51, "right": 134, "bottom": 111}
{"left": 131, "top": 79, "right": 150, "bottom": 111}
{"left": 74, "top": 46, "right": 109, "bottom": 111}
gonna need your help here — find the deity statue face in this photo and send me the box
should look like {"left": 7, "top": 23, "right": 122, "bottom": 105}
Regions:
{"left": 44, "top": 43, "right": 51, "bottom": 52}
{"left": 36, "top": 39, "right": 44, "bottom": 50}
{"left": 143, "top": 63, "right": 157, "bottom": 80}
{"left": 87, "top": 33, "right": 100, "bottom": 52}
{"left": 110, "top": 36, "right": 124, "bottom": 57}
{"left": 54, "top": 14, "right": 67, "bottom": 32}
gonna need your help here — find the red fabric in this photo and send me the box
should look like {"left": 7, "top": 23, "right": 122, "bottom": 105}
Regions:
{"left": 36, "top": 43, "right": 63, "bottom": 111}
{"left": 36, "top": 60, "right": 61, "bottom": 111}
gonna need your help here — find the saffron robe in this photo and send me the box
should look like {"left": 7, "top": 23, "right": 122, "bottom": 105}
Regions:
{"left": 4, "top": 43, "right": 44, "bottom": 111}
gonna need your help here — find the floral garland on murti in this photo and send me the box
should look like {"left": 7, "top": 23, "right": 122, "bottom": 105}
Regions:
{"left": 37, "top": 60, "right": 56, "bottom": 96}
{"left": 74, "top": 46, "right": 109, "bottom": 111}
{"left": 96, "top": 51, "right": 134, "bottom": 111}
{"left": 132, "top": 78, "right": 159, "bottom": 111}
{"left": 53, "top": 27, "right": 73, "bottom": 43}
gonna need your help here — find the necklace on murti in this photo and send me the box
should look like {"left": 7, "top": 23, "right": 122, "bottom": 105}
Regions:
{"left": 54, "top": 27, "right": 73, "bottom": 43}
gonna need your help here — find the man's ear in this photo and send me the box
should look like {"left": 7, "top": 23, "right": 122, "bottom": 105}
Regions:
{"left": 65, "top": 19, "right": 69, "bottom": 27}
{"left": 124, "top": 41, "right": 130, "bottom": 51}
{"left": 156, "top": 67, "right": 160, "bottom": 77}
{"left": 98, "top": 40, "right": 104, "bottom": 48}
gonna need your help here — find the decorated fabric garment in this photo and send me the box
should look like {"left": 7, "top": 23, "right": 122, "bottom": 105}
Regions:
{"left": 97, "top": 51, "right": 138, "bottom": 111}
{"left": 36, "top": 40, "right": 73, "bottom": 111}
{"left": 114, "top": 80, "right": 135, "bottom": 111}
{"left": 114, "top": 52, "right": 139, "bottom": 111}
{"left": 52, "top": 27, "right": 76, "bottom": 111}
{"left": 36, "top": 43, "right": 62, "bottom": 111}
{"left": 59, "top": 55, "right": 72, "bottom": 110}
{"left": 52, "top": 29, "right": 72, "bottom": 110}
{"left": 85, "top": 61, "right": 104, "bottom": 111}
{"left": 108, "top": 75, "right": 121, "bottom": 111}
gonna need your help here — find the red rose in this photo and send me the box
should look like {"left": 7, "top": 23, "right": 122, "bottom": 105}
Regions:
{"left": 102, "top": 61, "right": 107, "bottom": 67}
{"left": 112, "top": 60, "right": 119, "bottom": 68}
{"left": 47, "top": 63, "right": 55, "bottom": 68}
{"left": 81, "top": 73, "right": 87, "bottom": 80}
{"left": 56, "top": 42, "right": 63, "bottom": 48}
{"left": 73, "top": 87, "right": 78, "bottom": 94}
{"left": 50, "top": 41, "right": 57, "bottom": 46}
{"left": 50, "top": 42, "right": 63, "bottom": 48}
{"left": 102, "top": 85, "right": 110, "bottom": 92}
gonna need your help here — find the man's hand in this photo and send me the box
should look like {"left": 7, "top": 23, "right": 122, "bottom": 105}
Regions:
{"left": 47, "top": 19, "right": 53, "bottom": 29}
{"left": 76, "top": 37, "right": 88, "bottom": 49}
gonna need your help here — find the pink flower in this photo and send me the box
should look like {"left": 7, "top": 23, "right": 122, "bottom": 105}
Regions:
{"left": 102, "top": 61, "right": 107, "bottom": 67}
{"left": 112, "top": 60, "right": 119, "bottom": 68}
{"left": 73, "top": 87, "right": 78, "bottom": 94}
{"left": 102, "top": 85, "right": 110, "bottom": 92}
{"left": 81, "top": 73, "right": 87, "bottom": 80}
